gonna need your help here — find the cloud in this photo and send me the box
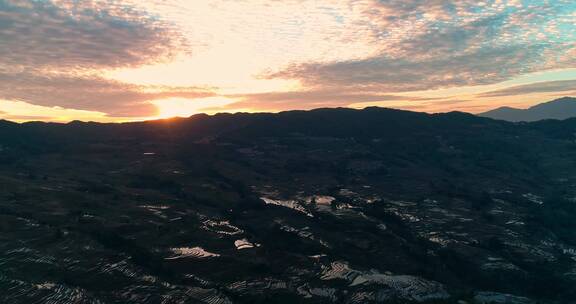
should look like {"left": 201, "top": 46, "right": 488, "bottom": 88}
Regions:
{"left": 0, "top": 0, "right": 184, "bottom": 70}
{"left": 269, "top": 45, "right": 549, "bottom": 92}
{"left": 265, "top": 0, "right": 576, "bottom": 94}
{"left": 0, "top": 0, "right": 196, "bottom": 117}
{"left": 478, "top": 80, "right": 576, "bottom": 97}
{"left": 0, "top": 72, "right": 214, "bottom": 117}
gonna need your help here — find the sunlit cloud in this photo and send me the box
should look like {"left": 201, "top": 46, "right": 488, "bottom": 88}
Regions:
{"left": 0, "top": 72, "right": 215, "bottom": 117}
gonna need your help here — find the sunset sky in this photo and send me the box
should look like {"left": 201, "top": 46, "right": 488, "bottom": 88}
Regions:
{"left": 0, "top": 0, "right": 575, "bottom": 122}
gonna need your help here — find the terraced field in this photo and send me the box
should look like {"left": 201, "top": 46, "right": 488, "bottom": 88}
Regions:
{"left": 1, "top": 108, "right": 576, "bottom": 303}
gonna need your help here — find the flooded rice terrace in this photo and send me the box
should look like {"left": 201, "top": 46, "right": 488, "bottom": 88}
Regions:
{"left": 0, "top": 178, "right": 555, "bottom": 304}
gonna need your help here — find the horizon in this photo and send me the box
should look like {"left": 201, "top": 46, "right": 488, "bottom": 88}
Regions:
{"left": 0, "top": 95, "right": 575, "bottom": 125}
{"left": 0, "top": 1, "right": 575, "bottom": 123}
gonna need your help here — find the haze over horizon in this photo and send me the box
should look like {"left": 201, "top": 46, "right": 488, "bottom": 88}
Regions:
{"left": 0, "top": 0, "right": 574, "bottom": 122}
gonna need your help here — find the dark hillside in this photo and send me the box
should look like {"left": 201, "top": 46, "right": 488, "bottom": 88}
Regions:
{"left": 1, "top": 107, "right": 576, "bottom": 303}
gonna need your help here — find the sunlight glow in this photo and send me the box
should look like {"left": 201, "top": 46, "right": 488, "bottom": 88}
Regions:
{"left": 0, "top": 99, "right": 112, "bottom": 123}
{"left": 152, "top": 96, "right": 237, "bottom": 119}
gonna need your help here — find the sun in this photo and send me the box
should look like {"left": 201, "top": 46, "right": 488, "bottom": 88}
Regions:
{"left": 152, "top": 97, "right": 236, "bottom": 119}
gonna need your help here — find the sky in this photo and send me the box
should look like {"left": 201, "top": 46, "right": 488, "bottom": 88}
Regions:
{"left": 0, "top": 0, "right": 574, "bottom": 122}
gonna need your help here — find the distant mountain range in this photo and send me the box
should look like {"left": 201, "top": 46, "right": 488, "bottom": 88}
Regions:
{"left": 479, "top": 97, "right": 576, "bottom": 122}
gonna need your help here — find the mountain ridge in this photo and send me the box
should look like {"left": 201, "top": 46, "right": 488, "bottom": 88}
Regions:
{"left": 480, "top": 96, "right": 576, "bottom": 122}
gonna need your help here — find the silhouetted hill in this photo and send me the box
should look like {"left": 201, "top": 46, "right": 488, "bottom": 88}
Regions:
{"left": 8, "top": 107, "right": 504, "bottom": 143}
{"left": 480, "top": 97, "right": 576, "bottom": 122}
{"left": 1, "top": 107, "right": 576, "bottom": 304}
